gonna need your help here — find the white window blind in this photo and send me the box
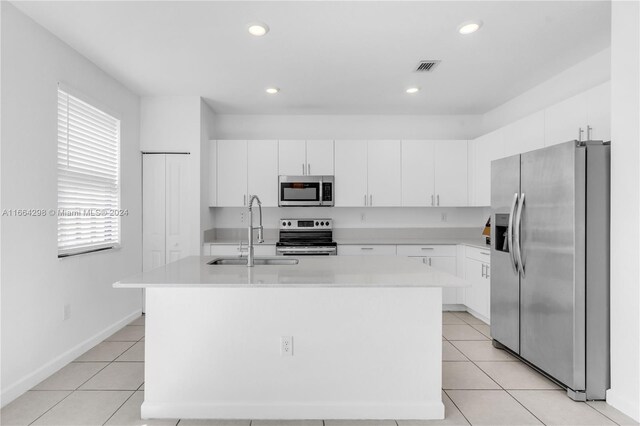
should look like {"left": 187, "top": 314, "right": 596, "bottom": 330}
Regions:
{"left": 57, "top": 87, "right": 121, "bottom": 257}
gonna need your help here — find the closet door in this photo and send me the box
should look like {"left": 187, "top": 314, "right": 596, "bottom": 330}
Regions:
{"left": 142, "top": 154, "right": 166, "bottom": 272}
{"left": 165, "top": 154, "right": 194, "bottom": 263}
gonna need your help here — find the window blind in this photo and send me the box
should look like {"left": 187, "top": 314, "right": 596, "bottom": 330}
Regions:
{"left": 57, "top": 87, "right": 121, "bottom": 257}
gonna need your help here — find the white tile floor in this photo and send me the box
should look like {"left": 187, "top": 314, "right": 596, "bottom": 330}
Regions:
{"left": 2, "top": 312, "right": 637, "bottom": 426}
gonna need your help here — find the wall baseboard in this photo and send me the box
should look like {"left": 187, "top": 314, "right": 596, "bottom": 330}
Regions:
{"left": 0, "top": 309, "right": 142, "bottom": 408}
{"left": 606, "top": 389, "right": 640, "bottom": 422}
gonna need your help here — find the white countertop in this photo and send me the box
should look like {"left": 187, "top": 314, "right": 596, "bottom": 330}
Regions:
{"left": 114, "top": 255, "right": 470, "bottom": 289}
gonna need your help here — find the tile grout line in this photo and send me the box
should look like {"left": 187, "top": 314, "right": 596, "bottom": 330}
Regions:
{"left": 442, "top": 389, "right": 473, "bottom": 426}
{"left": 582, "top": 401, "right": 625, "bottom": 426}
{"left": 26, "top": 390, "right": 75, "bottom": 426}
{"left": 101, "top": 389, "right": 137, "bottom": 426}
{"left": 503, "top": 389, "right": 548, "bottom": 426}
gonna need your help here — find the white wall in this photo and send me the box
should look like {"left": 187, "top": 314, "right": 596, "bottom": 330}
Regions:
{"left": 481, "top": 48, "right": 611, "bottom": 135}
{"left": 140, "top": 96, "right": 208, "bottom": 256}
{"left": 608, "top": 1, "right": 640, "bottom": 421}
{"left": 214, "top": 207, "right": 489, "bottom": 230}
{"left": 0, "top": 2, "right": 142, "bottom": 406}
{"left": 212, "top": 114, "right": 482, "bottom": 140}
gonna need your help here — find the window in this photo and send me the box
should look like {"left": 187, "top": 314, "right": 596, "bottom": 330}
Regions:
{"left": 57, "top": 86, "right": 121, "bottom": 257}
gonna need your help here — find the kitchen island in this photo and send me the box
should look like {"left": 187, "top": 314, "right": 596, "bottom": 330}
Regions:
{"left": 114, "top": 255, "right": 468, "bottom": 420}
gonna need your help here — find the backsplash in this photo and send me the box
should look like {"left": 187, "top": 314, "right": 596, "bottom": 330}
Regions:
{"left": 212, "top": 207, "right": 490, "bottom": 229}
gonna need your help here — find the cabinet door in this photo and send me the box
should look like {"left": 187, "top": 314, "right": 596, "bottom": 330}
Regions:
{"left": 142, "top": 154, "right": 166, "bottom": 272}
{"left": 544, "top": 92, "right": 588, "bottom": 146}
{"left": 367, "top": 140, "right": 401, "bottom": 206}
{"left": 217, "top": 140, "right": 248, "bottom": 207}
{"left": 586, "top": 81, "right": 611, "bottom": 142}
{"left": 472, "top": 130, "right": 504, "bottom": 206}
{"left": 430, "top": 256, "right": 459, "bottom": 305}
{"left": 401, "top": 140, "right": 434, "bottom": 206}
{"left": 502, "top": 111, "right": 545, "bottom": 157}
{"left": 166, "top": 154, "right": 194, "bottom": 263}
{"left": 278, "top": 140, "right": 306, "bottom": 175}
{"left": 464, "top": 257, "right": 484, "bottom": 314}
{"left": 306, "top": 140, "right": 334, "bottom": 175}
{"left": 248, "top": 140, "right": 278, "bottom": 207}
{"left": 208, "top": 141, "right": 217, "bottom": 207}
{"left": 334, "top": 140, "right": 368, "bottom": 207}
{"left": 434, "top": 140, "right": 468, "bottom": 206}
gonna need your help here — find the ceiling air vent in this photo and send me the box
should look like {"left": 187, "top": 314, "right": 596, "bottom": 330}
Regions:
{"left": 415, "top": 60, "right": 441, "bottom": 72}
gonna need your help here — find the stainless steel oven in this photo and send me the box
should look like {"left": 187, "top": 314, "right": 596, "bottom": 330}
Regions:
{"left": 278, "top": 175, "right": 334, "bottom": 207}
{"left": 276, "top": 218, "right": 337, "bottom": 256}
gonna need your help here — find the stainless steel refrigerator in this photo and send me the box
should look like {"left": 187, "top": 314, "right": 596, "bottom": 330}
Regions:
{"left": 490, "top": 140, "right": 610, "bottom": 401}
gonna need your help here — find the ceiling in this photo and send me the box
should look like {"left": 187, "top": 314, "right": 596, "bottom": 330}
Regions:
{"left": 13, "top": 1, "right": 611, "bottom": 115}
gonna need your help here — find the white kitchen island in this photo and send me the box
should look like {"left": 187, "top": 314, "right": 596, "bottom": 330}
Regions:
{"left": 114, "top": 255, "right": 467, "bottom": 421}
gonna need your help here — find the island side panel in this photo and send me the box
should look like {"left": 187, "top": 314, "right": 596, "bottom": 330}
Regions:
{"left": 142, "top": 286, "right": 443, "bottom": 420}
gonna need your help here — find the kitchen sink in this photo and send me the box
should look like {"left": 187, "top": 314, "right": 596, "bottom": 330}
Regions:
{"left": 208, "top": 257, "right": 299, "bottom": 266}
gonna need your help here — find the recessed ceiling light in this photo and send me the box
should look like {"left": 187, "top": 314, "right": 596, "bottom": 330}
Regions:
{"left": 248, "top": 22, "right": 269, "bottom": 37}
{"left": 265, "top": 87, "right": 280, "bottom": 94}
{"left": 458, "top": 20, "right": 483, "bottom": 35}
{"left": 406, "top": 87, "right": 420, "bottom": 94}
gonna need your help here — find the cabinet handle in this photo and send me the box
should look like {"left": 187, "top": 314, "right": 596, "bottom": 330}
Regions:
{"left": 480, "top": 251, "right": 490, "bottom": 256}
{"left": 485, "top": 265, "right": 490, "bottom": 279}
{"left": 481, "top": 263, "right": 486, "bottom": 278}
{"left": 361, "top": 247, "right": 374, "bottom": 250}
{"left": 578, "top": 127, "right": 584, "bottom": 142}
{"left": 243, "top": 194, "right": 246, "bottom": 206}
{"left": 302, "top": 163, "right": 305, "bottom": 175}
{"left": 587, "top": 125, "right": 593, "bottom": 141}
{"left": 421, "top": 247, "right": 434, "bottom": 250}
{"left": 431, "top": 194, "right": 434, "bottom": 206}
{"left": 370, "top": 194, "right": 373, "bottom": 206}
{"left": 364, "top": 194, "right": 367, "bottom": 206}
{"left": 307, "top": 164, "right": 311, "bottom": 175}
{"left": 437, "top": 194, "right": 440, "bottom": 206}
{"left": 429, "top": 258, "right": 432, "bottom": 266}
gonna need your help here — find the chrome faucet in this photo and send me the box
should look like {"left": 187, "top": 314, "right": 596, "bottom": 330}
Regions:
{"left": 247, "top": 195, "right": 264, "bottom": 267}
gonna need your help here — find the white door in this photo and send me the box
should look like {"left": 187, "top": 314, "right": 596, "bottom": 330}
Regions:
{"left": 464, "top": 257, "right": 484, "bottom": 314}
{"left": 278, "top": 140, "right": 307, "bottom": 175}
{"left": 586, "top": 81, "right": 611, "bottom": 142}
{"left": 430, "top": 256, "right": 459, "bottom": 305}
{"left": 502, "top": 111, "right": 545, "bottom": 157}
{"left": 165, "top": 154, "right": 194, "bottom": 263}
{"left": 142, "top": 154, "right": 166, "bottom": 272}
{"left": 217, "top": 140, "right": 248, "bottom": 207}
{"left": 544, "top": 92, "right": 588, "bottom": 146}
{"left": 334, "top": 140, "right": 368, "bottom": 207}
{"left": 248, "top": 140, "right": 278, "bottom": 207}
{"left": 367, "top": 140, "right": 401, "bottom": 207}
{"left": 401, "top": 140, "right": 434, "bottom": 207}
{"left": 305, "top": 140, "right": 334, "bottom": 175}
{"left": 434, "top": 140, "right": 468, "bottom": 206}
{"left": 472, "top": 130, "right": 504, "bottom": 206}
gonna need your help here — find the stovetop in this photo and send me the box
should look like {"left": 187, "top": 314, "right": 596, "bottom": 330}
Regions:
{"left": 278, "top": 218, "right": 335, "bottom": 247}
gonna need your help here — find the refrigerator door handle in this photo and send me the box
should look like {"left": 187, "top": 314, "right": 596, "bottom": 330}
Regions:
{"left": 508, "top": 192, "right": 519, "bottom": 273}
{"left": 514, "top": 192, "right": 526, "bottom": 276}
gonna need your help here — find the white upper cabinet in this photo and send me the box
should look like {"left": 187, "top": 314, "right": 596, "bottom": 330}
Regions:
{"left": 401, "top": 140, "right": 435, "bottom": 207}
{"left": 502, "top": 111, "right": 545, "bottom": 157}
{"left": 545, "top": 92, "right": 588, "bottom": 146}
{"left": 470, "top": 129, "right": 504, "bottom": 206}
{"left": 434, "top": 140, "right": 468, "bottom": 207}
{"left": 278, "top": 140, "right": 334, "bottom": 176}
{"left": 248, "top": 140, "right": 278, "bottom": 207}
{"left": 306, "top": 140, "right": 334, "bottom": 175}
{"left": 335, "top": 140, "right": 368, "bottom": 207}
{"left": 217, "top": 140, "right": 248, "bottom": 207}
{"left": 278, "top": 140, "right": 307, "bottom": 176}
{"left": 367, "top": 140, "right": 401, "bottom": 207}
{"left": 545, "top": 82, "right": 611, "bottom": 147}
{"left": 586, "top": 81, "right": 611, "bottom": 142}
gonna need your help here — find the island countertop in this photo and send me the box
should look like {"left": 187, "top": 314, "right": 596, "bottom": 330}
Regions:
{"left": 114, "top": 255, "right": 470, "bottom": 289}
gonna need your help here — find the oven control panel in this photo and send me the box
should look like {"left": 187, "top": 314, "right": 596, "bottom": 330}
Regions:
{"left": 280, "top": 218, "right": 332, "bottom": 229}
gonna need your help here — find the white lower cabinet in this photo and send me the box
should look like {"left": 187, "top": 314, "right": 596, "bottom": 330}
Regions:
{"left": 463, "top": 247, "right": 491, "bottom": 322}
{"left": 337, "top": 244, "right": 397, "bottom": 256}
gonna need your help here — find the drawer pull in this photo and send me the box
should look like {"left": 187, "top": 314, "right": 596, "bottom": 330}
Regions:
{"left": 480, "top": 251, "right": 490, "bottom": 256}
{"left": 421, "top": 247, "right": 434, "bottom": 250}
{"left": 360, "top": 247, "right": 374, "bottom": 250}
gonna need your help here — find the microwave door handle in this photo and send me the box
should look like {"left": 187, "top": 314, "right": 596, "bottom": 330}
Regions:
{"left": 507, "top": 193, "right": 519, "bottom": 273}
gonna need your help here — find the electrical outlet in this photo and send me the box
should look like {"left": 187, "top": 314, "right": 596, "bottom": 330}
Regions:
{"left": 240, "top": 211, "right": 245, "bottom": 224}
{"left": 63, "top": 304, "right": 71, "bottom": 321}
{"left": 441, "top": 213, "right": 448, "bottom": 222}
{"left": 281, "top": 336, "right": 293, "bottom": 356}
{"left": 361, "top": 213, "right": 366, "bottom": 222}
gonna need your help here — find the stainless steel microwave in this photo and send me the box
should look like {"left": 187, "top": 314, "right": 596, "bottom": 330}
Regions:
{"left": 278, "top": 175, "right": 334, "bottom": 207}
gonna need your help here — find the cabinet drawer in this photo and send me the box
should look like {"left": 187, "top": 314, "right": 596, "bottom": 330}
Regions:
{"left": 397, "top": 244, "right": 456, "bottom": 257}
{"left": 465, "top": 245, "right": 491, "bottom": 263}
{"left": 338, "top": 244, "right": 397, "bottom": 256}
